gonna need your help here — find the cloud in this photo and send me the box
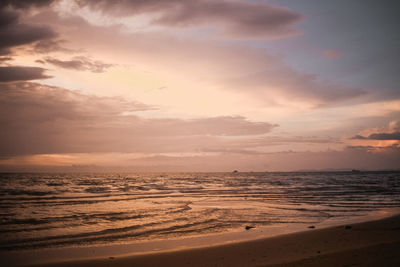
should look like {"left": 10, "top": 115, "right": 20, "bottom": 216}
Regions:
{"left": 368, "top": 132, "right": 400, "bottom": 140}
{"left": 31, "top": 39, "right": 73, "bottom": 53}
{"left": 0, "top": 57, "right": 12, "bottom": 62}
{"left": 225, "top": 66, "right": 366, "bottom": 104}
{"left": 0, "top": 0, "right": 54, "bottom": 9}
{"left": 0, "top": 82, "right": 276, "bottom": 156}
{"left": 172, "top": 116, "right": 277, "bottom": 136}
{"left": 388, "top": 120, "right": 400, "bottom": 131}
{"left": 0, "top": 66, "right": 50, "bottom": 81}
{"left": 76, "top": 0, "right": 303, "bottom": 39}
{"left": 25, "top": 10, "right": 370, "bottom": 107}
{"left": 351, "top": 135, "right": 367, "bottom": 140}
{"left": 38, "top": 56, "right": 114, "bottom": 73}
{"left": 352, "top": 132, "right": 400, "bottom": 140}
{"left": 351, "top": 120, "right": 400, "bottom": 141}
{"left": 322, "top": 50, "right": 343, "bottom": 59}
{"left": 0, "top": 8, "right": 56, "bottom": 55}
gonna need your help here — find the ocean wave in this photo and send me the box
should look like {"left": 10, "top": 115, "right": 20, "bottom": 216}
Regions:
{"left": 0, "top": 171, "right": 399, "bottom": 251}
{"left": 0, "top": 218, "right": 217, "bottom": 250}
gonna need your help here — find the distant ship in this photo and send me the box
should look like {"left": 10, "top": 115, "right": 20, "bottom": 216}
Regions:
{"left": 351, "top": 169, "right": 361, "bottom": 173}
{"left": 233, "top": 170, "right": 238, "bottom": 173}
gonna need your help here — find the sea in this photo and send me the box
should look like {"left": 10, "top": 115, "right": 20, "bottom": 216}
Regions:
{"left": 1, "top": 171, "right": 400, "bottom": 251}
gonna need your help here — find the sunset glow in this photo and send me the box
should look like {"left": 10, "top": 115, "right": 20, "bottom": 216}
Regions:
{"left": 1, "top": 0, "right": 399, "bottom": 171}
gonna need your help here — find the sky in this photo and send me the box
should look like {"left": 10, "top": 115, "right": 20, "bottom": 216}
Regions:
{"left": 0, "top": 0, "right": 399, "bottom": 172}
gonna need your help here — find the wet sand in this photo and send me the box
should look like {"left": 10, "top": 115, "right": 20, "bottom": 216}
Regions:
{"left": 29, "top": 214, "right": 400, "bottom": 267}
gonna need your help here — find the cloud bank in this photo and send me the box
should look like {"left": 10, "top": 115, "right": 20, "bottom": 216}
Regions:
{"left": 2, "top": 145, "right": 399, "bottom": 172}
{"left": 0, "top": 8, "right": 56, "bottom": 55}
{"left": 26, "top": 10, "right": 367, "bottom": 106}
{"left": 353, "top": 132, "right": 400, "bottom": 141}
{"left": 76, "top": 0, "right": 303, "bottom": 39}
{"left": 352, "top": 120, "right": 400, "bottom": 141}
{"left": 0, "top": 66, "right": 50, "bottom": 81}
{"left": 38, "top": 56, "right": 113, "bottom": 73}
{"left": 0, "top": 82, "right": 276, "bottom": 156}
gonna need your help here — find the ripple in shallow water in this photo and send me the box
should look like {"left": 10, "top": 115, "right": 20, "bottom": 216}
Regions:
{"left": 0, "top": 171, "right": 399, "bottom": 250}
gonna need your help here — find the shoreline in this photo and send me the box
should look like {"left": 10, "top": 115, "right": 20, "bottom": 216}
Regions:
{"left": 3, "top": 210, "right": 399, "bottom": 266}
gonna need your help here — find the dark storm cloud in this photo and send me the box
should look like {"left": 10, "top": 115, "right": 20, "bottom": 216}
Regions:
{"left": 0, "top": 66, "right": 50, "bottom": 82}
{"left": 352, "top": 132, "right": 400, "bottom": 141}
{"left": 0, "top": 8, "right": 57, "bottom": 55}
{"left": 0, "top": 82, "right": 276, "bottom": 156}
{"left": 39, "top": 56, "right": 114, "bottom": 73}
{"left": 76, "top": 0, "right": 303, "bottom": 39}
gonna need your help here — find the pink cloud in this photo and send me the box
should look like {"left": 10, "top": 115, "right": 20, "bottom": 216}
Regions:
{"left": 0, "top": 82, "right": 277, "bottom": 156}
{"left": 77, "top": 0, "right": 304, "bottom": 40}
{"left": 26, "top": 10, "right": 366, "bottom": 105}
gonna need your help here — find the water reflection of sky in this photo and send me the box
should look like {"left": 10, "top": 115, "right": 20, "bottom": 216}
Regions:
{"left": 0, "top": 172, "right": 399, "bottom": 250}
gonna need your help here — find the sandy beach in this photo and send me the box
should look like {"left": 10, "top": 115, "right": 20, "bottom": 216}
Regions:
{"left": 23, "top": 214, "right": 399, "bottom": 267}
